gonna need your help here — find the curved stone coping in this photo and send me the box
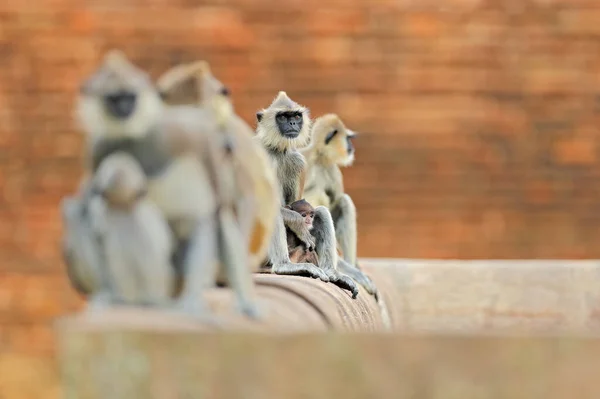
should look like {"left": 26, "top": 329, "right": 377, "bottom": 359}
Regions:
{"left": 361, "top": 258, "right": 600, "bottom": 334}
{"left": 57, "top": 258, "right": 600, "bottom": 335}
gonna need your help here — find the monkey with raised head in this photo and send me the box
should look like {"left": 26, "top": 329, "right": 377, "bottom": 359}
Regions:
{"left": 255, "top": 91, "right": 359, "bottom": 298}
{"left": 62, "top": 152, "right": 175, "bottom": 308}
{"left": 301, "top": 114, "right": 378, "bottom": 297}
{"left": 75, "top": 50, "right": 259, "bottom": 318}
{"left": 285, "top": 199, "right": 319, "bottom": 266}
{"left": 156, "top": 61, "right": 279, "bottom": 271}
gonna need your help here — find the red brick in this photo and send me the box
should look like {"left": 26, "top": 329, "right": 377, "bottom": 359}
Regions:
{"left": 66, "top": 10, "right": 96, "bottom": 34}
{"left": 553, "top": 136, "right": 597, "bottom": 165}
{"left": 559, "top": 10, "right": 600, "bottom": 36}
{"left": 307, "top": 9, "right": 367, "bottom": 35}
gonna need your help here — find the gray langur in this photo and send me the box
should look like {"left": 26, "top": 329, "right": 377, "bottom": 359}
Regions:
{"left": 156, "top": 60, "right": 279, "bottom": 273}
{"left": 300, "top": 114, "right": 378, "bottom": 298}
{"left": 74, "top": 50, "right": 260, "bottom": 319}
{"left": 61, "top": 152, "right": 175, "bottom": 309}
{"left": 255, "top": 91, "right": 359, "bottom": 298}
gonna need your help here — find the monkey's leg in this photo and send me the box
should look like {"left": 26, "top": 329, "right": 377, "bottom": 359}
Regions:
{"left": 337, "top": 259, "right": 379, "bottom": 300}
{"left": 331, "top": 194, "right": 358, "bottom": 268}
{"left": 134, "top": 206, "right": 176, "bottom": 307}
{"left": 235, "top": 186, "right": 256, "bottom": 246}
{"left": 312, "top": 206, "right": 359, "bottom": 299}
{"left": 175, "top": 215, "right": 219, "bottom": 320}
{"left": 269, "top": 212, "right": 329, "bottom": 282}
{"left": 218, "top": 207, "right": 262, "bottom": 320}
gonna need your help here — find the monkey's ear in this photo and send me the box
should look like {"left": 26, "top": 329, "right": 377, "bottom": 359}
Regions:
{"left": 256, "top": 111, "right": 264, "bottom": 123}
{"left": 324, "top": 129, "right": 338, "bottom": 145}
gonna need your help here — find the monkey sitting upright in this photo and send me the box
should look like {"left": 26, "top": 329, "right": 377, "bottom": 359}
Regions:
{"left": 300, "top": 114, "right": 378, "bottom": 298}
{"left": 156, "top": 60, "right": 279, "bottom": 273}
{"left": 285, "top": 199, "right": 319, "bottom": 266}
{"left": 75, "top": 50, "right": 260, "bottom": 319}
{"left": 62, "top": 152, "right": 175, "bottom": 309}
{"left": 255, "top": 91, "right": 359, "bottom": 298}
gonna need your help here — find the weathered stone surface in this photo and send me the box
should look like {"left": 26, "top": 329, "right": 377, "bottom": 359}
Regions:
{"left": 57, "top": 330, "right": 600, "bottom": 399}
{"left": 362, "top": 259, "right": 600, "bottom": 334}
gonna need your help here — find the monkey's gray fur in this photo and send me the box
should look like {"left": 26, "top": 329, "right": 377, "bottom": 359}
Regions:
{"left": 77, "top": 152, "right": 175, "bottom": 308}
{"left": 255, "top": 92, "right": 359, "bottom": 297}
{"left": 301, "top": 114, "right": 379, "bottom": 298}
{"left": 74, "top": 50, "right": 260, "bottom": 319}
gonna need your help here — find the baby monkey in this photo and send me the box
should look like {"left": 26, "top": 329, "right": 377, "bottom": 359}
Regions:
{"left": 285, "top": 199, "right": 319, "bottom": 266}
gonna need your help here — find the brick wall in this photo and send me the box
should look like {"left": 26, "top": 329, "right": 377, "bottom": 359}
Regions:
{"left": 1, "top": 0, "right": 600, "bottom": 397}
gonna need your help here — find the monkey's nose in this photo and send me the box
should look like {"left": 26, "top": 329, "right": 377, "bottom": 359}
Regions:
{"left": 104, "top": 92, "right": 137, "bottom": 119}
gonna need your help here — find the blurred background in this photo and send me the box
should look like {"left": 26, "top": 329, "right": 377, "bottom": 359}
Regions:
{"left": 2, "top": 0, "right": 600, "bottom": 397}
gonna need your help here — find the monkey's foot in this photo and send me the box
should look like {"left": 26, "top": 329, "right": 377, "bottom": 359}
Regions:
{"left": 356, "top": 273, "right": 379, "bottom": 300}
{"left": 326, "top": 271, "right": 359, "bottom": 299}
{"left": 338, "top": 260, "right": 379, "bottom": 300}
{"left": 271, "top": 262, "right": 329, "bottom": 282}
{"left": 236, "top": 301, "right": 263, "bottom": 321}
{"left": 84, "top": 292, "right": 113, "bottom": 313}
{"left": 173, "top": 297, "right": 223, "bottom": 327}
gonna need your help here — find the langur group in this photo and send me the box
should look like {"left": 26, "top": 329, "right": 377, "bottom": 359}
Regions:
{"left": 61, "top": 50, "right": 379, "bottom": 322}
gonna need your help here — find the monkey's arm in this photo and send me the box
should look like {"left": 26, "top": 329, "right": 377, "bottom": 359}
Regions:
{"left": 281, "top": 207, "right": 315, "bottom": 249}
{"left": 60, "top": 192, "right": 104, "bottom": 296}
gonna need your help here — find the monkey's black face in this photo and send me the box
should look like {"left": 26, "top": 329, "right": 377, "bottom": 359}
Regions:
{"left": 104, "top": 91, "right": 137, "bottom": 119}
{"left": 276, "top": 111, "right": 304, "bottom": 138}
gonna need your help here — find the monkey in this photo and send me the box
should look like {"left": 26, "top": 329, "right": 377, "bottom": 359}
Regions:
{"left": 255, "top": 91, "right": 360, "bottom": 298}
{"left": 156, "top": 61, "right": 279, "bottom": 272}
{"left": 75, "top": 50, "right": 260, "bottom": 319}
{"left": 300, "top": 114, "right": 378, "bottom": 298}
{"left": 70, "top": 152, "right": 175, "bottom": 308}
{"left": 285, "top": 199, "right": 319, "bottom": 265}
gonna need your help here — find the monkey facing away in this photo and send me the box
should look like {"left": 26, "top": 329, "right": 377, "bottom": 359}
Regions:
{"left": 301, "top": 114, "right": 378, "bottom": 297}
{"left": 156, "top": 60, "right": 279, "bottom": 273}
{"left": 255, "top": 91, "right": 359, "bottom": 298}
{"left": 285, "top": 199, "right": 319, "bottom": 266}
{"left": 62, "top": 152, "right": 175, "bottom": 309}
{"left": 75, "top": 50, "right": 259, "bottom": 319}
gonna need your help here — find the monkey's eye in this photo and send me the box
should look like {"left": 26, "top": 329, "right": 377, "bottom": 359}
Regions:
{"left": 294, "top": 115, "right": 302, "bottom": 121}
{"left": 220, "top": 87, "right": 230, "bottom": 96}
{"left": 276, "top": 114, "right": 286, "bottom": 122}
{"left": 301, "top": 213, "right": 306, "bottom": 217}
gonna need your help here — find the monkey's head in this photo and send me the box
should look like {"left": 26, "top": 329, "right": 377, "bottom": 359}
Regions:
{"left": 76, "top": 50, "right": 163, "bottom": 140}
{"left": 255, "top": 91, "right": 311, "bottom": 151}
{"left": 157, "top": 60, "right": 234, "bottom": 126}
{"left": 286, "top": 199, "right": 315, "bottom": 230}
{"left": 93, "top": 152, "right": 147, "bottom": 208}
{"left": 196, "top": 61, "right": 234, "bottom": 126}
{"left": 156, "top": 61, "right": 203, "bottom": 106}
{"left": 310, "top": 114, "right": 357, "bottom": 167}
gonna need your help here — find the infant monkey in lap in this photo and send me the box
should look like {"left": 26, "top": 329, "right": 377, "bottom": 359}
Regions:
{"left": 285, "top": 199, "right": 319, "bottom": 265}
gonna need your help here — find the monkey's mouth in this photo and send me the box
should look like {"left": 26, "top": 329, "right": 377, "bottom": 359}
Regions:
{"left": 104, "top": 91, "right": 137, "bottom": 119}
{"left": 282, "top": 130, "right": 300, "bottom": 139}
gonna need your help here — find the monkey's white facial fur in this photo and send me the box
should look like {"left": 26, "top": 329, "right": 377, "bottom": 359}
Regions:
{"left": 76, "top": 50, "right": 163, "bottom": 140}
{"left": 311, "top": 114, "right": 356, "bottom": 167}
{"left": 256, "top": 91, "right": 311, "bottom": 151}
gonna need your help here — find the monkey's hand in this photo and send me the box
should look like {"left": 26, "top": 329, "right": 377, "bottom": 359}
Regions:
{"left": 296, "top": 224, "right": 316, "bottom": 251}
{"left": 281, "top": 207, "right": 314, "bottom": 249}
